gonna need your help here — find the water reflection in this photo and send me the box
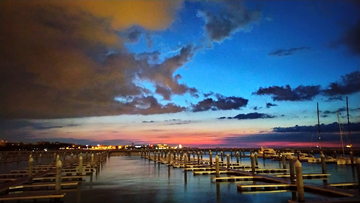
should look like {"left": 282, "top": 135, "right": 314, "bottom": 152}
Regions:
{"left": 216, "top": 183, "right": 221, "bottom": 203}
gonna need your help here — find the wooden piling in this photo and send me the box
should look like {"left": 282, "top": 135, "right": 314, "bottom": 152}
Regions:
{"left": 250, "top": 153, "right": 255, "bottom": 175}
{"left": 28, "top": 157, "right": 34, "bottom": 180}
{"left": 215, "top": 155, "right": 220, "bottom": 177}
{"left": 254, "top": 152, "right": 258, "bottom": 166}
{"left": 55, "top": 160, "right": 62, "bottom": 194}
{"left": 236, "top": 151, "right": 239, "bottom": 163}
{"left": 38, "top": 154, "right": 42, "bottom": 165}
{"left": 289, "top": 156, "right": 295, "bottom": 184}
{"left": 320, "top": 153, "right": 326, "bottom": 174}
{"left": 209, "top": 150, "right": 213, "bottom": 167}
{"left": 226, "top": 154, "right": 230, "bottom": 169}
{"left": 350, "top": 151, "right": 354, "bottom": 165}
{"left": 221, "top": 151, "right": 224, "bottom": 162}
{"left": 295, "top": 160, "right": 305, "bottom": 202}
{"left": 282, "top": 153, "right": 286, "bottom": 169}
{"left": 78, "top": 156, "right": 83, "bottom": 176}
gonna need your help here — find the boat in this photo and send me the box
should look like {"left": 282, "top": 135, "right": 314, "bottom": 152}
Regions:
{"left": 308, "top": 155, "right": 337, "bottom": 163}
{"left": 271, "top": 152, "right": 295, "bottom": 160}
{"left": 336, "top": 107, "right": 352, "bottom": 165}
{"left": 258, "top": 147, "right": 277, "bottom": 158}
{"left": 298, "top": 153, "right": 315, "bottom": 162}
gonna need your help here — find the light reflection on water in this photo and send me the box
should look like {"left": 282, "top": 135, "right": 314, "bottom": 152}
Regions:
{"left": 65, "top": 155, "right": 356, "bottom": 203}
{"left": 1, "top": 154, "right": 357, "bottom": 203}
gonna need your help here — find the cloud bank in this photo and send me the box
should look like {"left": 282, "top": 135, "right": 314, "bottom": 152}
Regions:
{"left": 192, "top": 94, "right": 248, "bottom": 112}
{"left": 269, "top": 47, "right": 310, "bottom": 57}
{"left": 219, "top": 112, "right": 275, "bottom": 120}
{"left": 253, "top": 71, "right": 359, "bottom": 102}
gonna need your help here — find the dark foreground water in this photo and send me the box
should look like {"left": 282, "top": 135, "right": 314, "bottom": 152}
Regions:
{"left": 1, "top": 154, "right": 358, "bottom": 203}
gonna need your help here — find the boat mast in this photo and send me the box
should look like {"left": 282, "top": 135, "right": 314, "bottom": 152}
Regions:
{"left": 317, "top": 102, "right": 321, "bottom": 149}
{"left": 337, "top": 112, "right": 345, "bottom": 156}
{"left": 346, "top": 96, "right": 351, "bottom": 145}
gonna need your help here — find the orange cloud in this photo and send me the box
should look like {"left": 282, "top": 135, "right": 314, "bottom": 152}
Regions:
{"left": 0, "top": 1, "right": 183, "bottom": 119}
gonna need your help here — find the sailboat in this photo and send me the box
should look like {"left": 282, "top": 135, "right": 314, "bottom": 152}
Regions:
{"left": 337, "top": 97, "right": 352, "bottom": 165}
{"left": 308, "top": 103, "right": 322, "bottom": 163}
{"left": 308, "top": 103, "right": 337, "bottom": 163}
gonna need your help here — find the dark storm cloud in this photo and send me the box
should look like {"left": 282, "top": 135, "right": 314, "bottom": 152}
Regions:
{"left": 192, "top": 94, "right": 248, "bottom": 112}
{"left": 273, "top": 122, "right": 360, "bottom": 133}
{"left": 139, "top": 45, "right": 199, "bottom": 100}
{"left": 121, "top": 26, "right": 153, "bottom": 48}
{"left": 0, "top": 119, "right": 80, "bottom": 132}
{"left": 0, "top": 2, "right": 195, "bottom": 119}
{"left": 253, "top": 71, "right": 359, "bottom": 102}
{"left": 322, "top": 107, "right": 359, "bottom": 115}
{"left": 322, "top": 71, "right": 360, "bottom": 96}
{"left": 253, "top": 85, "right": 321, "bottom": 101}
{"left": 219, "top": 112, "right": 275, "bottom": 120}
{"left": 268, "top": 47, "right": 310, "bottom": 57}
{"left": 324, "top": 96, "right": 343, "bottom": 102}
{"left": 266, "top": 102, "right": 277, "bottom": 108}
{"left": 197, "top": 1, "right": 261, "bottom": 44}
{"left": 331, "top": 19, "right": 360, "bottom": 55}
{"left": 123, "top": 96, "right": 185, "bottom": 115}
{"left": 123, "top": 26, "right": 143, "bottom": 43}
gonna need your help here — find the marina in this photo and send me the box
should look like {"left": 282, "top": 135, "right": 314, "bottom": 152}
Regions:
{"left": 0, "top": 149, "right": 359, "bottom": 203}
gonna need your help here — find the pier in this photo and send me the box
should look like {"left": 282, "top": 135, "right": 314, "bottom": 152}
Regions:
{"left": 0, "top": 149, "right": 359, "bottom": 202}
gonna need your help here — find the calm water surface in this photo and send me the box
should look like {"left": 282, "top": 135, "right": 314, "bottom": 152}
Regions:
{"left": 1, "top": 154, "right": 358, "bottom": 203}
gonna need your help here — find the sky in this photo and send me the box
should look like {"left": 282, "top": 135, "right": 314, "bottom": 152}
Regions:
{"left": 0, "top": 0, "right": 359, "bottom": 148}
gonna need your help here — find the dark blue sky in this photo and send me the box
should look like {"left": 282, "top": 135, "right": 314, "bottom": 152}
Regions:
{"left": 0, "top": 1, "right": 359, "bottom": 148}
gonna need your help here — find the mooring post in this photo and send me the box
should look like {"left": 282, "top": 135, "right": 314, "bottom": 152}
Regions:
{"left": 215, "top": 155, "right": 220, "bottom": 177}
{"left": 78, "top": 155, "right": 83, "bottom": 176}
{"left": 295, "top": 160, "right": 305, "bottom": 202}
{"left": 184, "top": 153, "right": 188, "bottom": 168}
{"left": 226, "top": 154, "right": 230, "bottom": 169}
{"left": 282, "top": 153, "right": 287, "bottom": 169}
{"left": 37, "top": 153, "right": 42, "bottom": 165}
{"left": 350, "top": 151, "right": 354, "bottom": 165}
{"left": 289, "top": 156, "right": 295, "bottom": 184}
{"left": 250, "top": 153, "right": 255, "bottom": 175}
{"left": 56, "top": 154, "right": 60, "bottom": 163}
{"left": 209, "top": 150, "right": 213, "bottom": 167}
{"left": 167, "top": 152, "right": 170, "bottom": 164}
{"left": 28, "top": 157, "right": 34, "bottom": 181}
{"left": 221, "top": 151, "right": 224, "bottom": 162}
{"left": 236, "top": 151, "right": 239, "bottom": 163}
{"left": 320, "top": 153, "right": 326, "bottom": 174}
{"left": 55, "top": 160, "right": 62, "bottom": 194}
{"left": 254, "top": 152, "right": 258, "bottom": 166}
{"left": 197, "top": 151, "right": 200, "bottom": 164}
{"left": 356, "top": 158, "right": 360, "bottom": 193}
{"left": 91, "top": 153, "right": 94, "bottom": 168}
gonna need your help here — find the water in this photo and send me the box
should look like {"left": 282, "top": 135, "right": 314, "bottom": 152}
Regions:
{"left": 67, "top": 155, "right": 357, "bottom": 203}
{"left": 1, "top": 154, "right": 358, "bottom": 203}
